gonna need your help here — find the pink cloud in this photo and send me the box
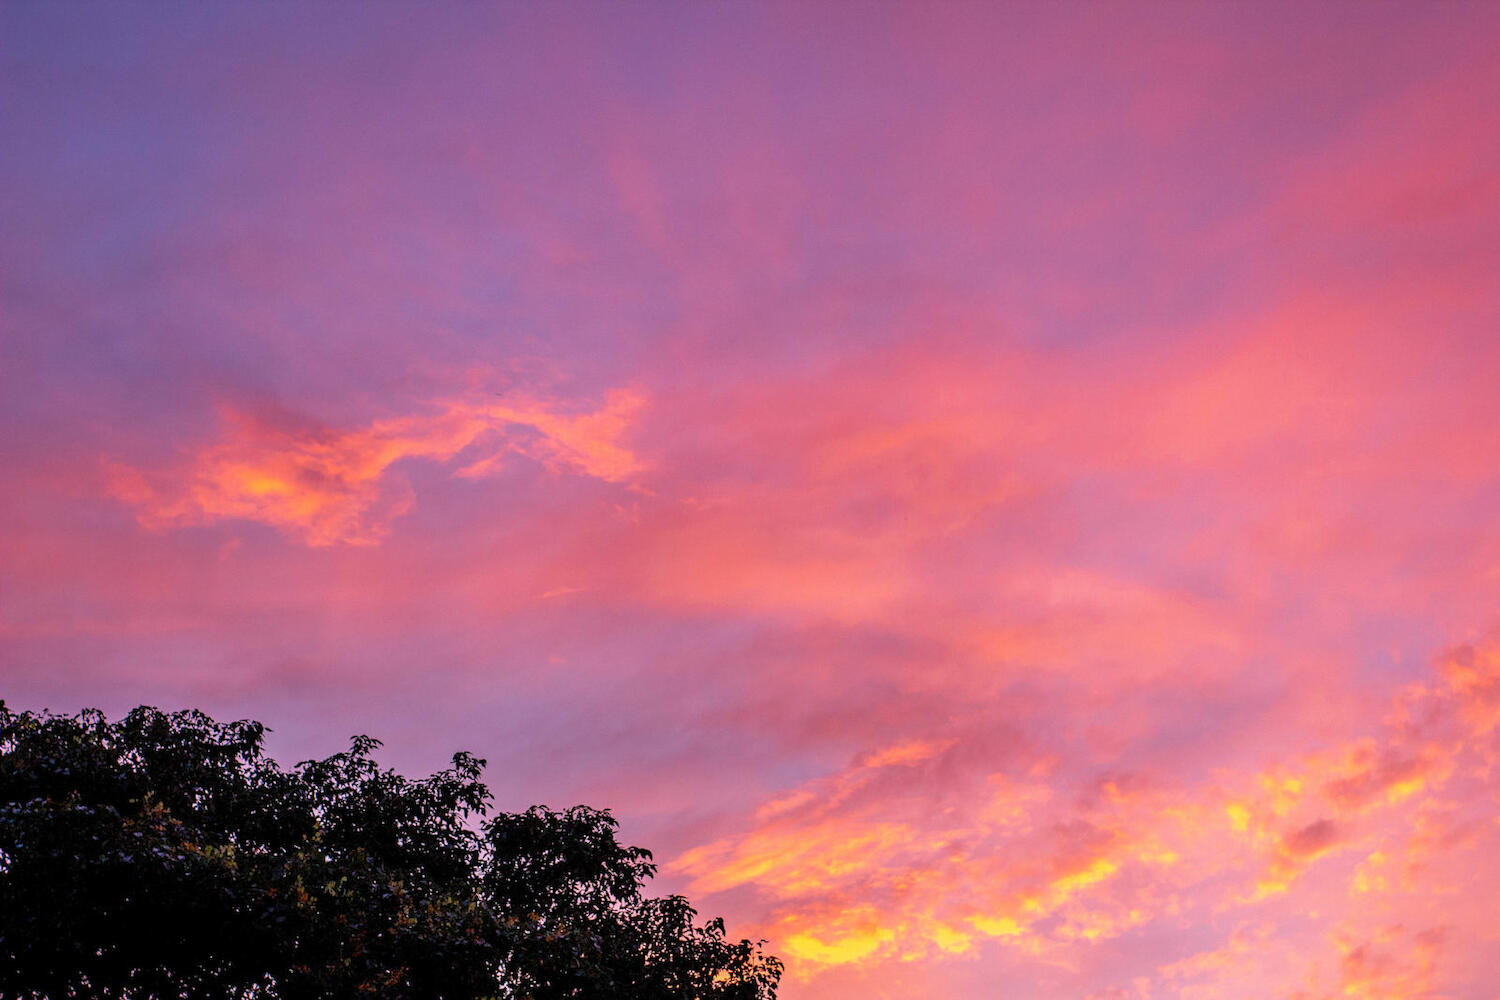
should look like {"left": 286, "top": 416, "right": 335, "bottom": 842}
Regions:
{"left": 105, "top": 388, "right": 646, "bottom": 545}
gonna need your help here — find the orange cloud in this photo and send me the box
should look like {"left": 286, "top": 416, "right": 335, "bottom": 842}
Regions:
{"left": 1254, "top": 818, "right": 1348, "bottom": 900}
{"left": 1324, "top": 925, "right": 1446, "bottom": 1000}
{"left": 106, "top": 388, "right": 645, "bottom": 546}
{"left": 664, "top": 630, "right": 1500, "bottom": 991}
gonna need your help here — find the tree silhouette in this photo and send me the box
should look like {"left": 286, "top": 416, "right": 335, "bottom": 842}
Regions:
{"left": 0, "top": 702, "right": 781, "bottom": 1000}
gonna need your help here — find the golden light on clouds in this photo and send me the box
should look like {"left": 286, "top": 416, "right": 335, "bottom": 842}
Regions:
{"left": 667, "top": 635, "right": 1500, "bottom": 994}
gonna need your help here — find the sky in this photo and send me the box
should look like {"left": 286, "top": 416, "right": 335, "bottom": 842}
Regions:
{"left": 4, "top": 2, "right": 1500, "bottom": 997}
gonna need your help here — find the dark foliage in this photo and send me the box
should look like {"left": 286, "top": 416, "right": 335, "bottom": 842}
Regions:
{"left": 0, "top": 702, "right": 781, "bottom": 1000}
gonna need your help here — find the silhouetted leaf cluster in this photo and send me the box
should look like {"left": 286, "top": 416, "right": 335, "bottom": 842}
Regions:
{"left": 0, "top": 702, "right": 781, "bottom": 1000}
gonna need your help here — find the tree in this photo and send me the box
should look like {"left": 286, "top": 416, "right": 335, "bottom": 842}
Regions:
{"left": 0, "top": 702, "right": 781, "bottom": 1000}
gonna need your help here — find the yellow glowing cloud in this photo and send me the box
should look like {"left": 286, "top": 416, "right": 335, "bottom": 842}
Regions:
{"left": 665, "top": 632, "right": 1500, "bottom": 987}
{"left": 780, "top": 911, "right": 898, "bottom": 966}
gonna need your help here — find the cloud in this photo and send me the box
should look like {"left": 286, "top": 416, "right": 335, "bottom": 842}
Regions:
{"left": 105, "top": 388, "right": 646, "bottom": 546}
{"left": 666, "top": 631, "right": 1500, "bottom": 990}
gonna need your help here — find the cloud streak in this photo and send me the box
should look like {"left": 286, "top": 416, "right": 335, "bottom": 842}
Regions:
{"left": 105, "top": 389, "right": 646, "bottom": 545}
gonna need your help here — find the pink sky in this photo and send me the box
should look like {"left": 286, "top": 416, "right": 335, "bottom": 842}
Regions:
{"left": 4, "top": 3, "right": 1500, "bottom": 997}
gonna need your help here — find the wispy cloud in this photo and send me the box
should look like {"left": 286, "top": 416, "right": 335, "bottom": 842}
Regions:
{"left": 105, "top": 389, "right": 646, "bottom": 546}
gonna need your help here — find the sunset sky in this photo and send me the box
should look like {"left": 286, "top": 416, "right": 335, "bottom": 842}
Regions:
{"left": 5, "top": 3, "right": 1500, "bottom": 997}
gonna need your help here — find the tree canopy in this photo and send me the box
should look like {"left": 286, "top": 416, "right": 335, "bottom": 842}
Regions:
{"left": 0, "top": 702, "right": 781, "bottom": 1000}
